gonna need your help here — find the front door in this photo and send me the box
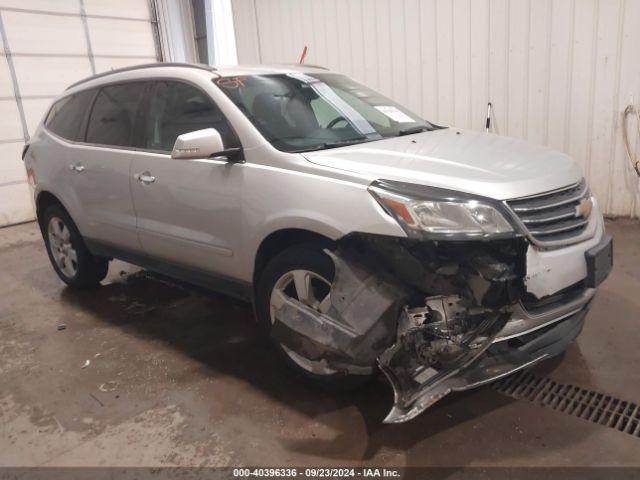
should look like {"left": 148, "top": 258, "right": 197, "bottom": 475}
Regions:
{"left": 130, "top": 80, "right": 244, "bottom": 278}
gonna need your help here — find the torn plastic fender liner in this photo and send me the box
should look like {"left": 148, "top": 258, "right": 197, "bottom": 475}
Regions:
{"left": 271, "top": 249, "right": 407, "bottom": 368}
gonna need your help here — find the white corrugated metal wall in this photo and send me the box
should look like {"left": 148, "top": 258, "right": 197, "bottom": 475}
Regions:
{"left": 232, "top": 0, "right": 640, "bottom": 217}
{"left": 0, "top": 0, "right": 159, "bottom": 226}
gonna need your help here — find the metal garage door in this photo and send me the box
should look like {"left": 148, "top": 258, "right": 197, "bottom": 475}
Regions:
{"left": 0, "top": 0, "right": 160, "bottom": 227}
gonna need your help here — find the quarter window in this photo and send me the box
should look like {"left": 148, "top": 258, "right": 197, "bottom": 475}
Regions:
{"left": 86, "top": 82, "right": 146, "bottom": 147}
{"left": 144, "top": 81, "right": 238, "bottom": 152}
{"left": 45, "top": 89, "right": 96, "bottom": 141}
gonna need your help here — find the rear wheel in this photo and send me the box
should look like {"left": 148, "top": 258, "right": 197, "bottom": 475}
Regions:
{"left": 42, "top": 205, "right": 108, "bottom": 288}
{"left": 256, "top": 243, "right": 373, "bottom": 387}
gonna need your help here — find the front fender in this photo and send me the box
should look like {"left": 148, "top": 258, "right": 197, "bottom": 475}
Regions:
{"left": 238, "top": 161, "right": 407, "bottom": 281}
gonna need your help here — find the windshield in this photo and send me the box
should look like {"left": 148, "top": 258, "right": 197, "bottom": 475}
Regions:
{"left": 215, "top": 73, "right": 436, "bottom": 152}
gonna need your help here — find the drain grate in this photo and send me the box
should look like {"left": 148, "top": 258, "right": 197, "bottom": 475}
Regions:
{"left": 493, "top": 371, "right": 640, "bottom": 438}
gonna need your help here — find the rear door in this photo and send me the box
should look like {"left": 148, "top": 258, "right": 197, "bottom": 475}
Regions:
{"left": 130, "top": 80, "right": 244, "bottom": 278}
{"left": 41, "top": 87, "right": 99, "bottom": 229}
{"left": 72, "top": 81, "right": 148, "bottom": 251}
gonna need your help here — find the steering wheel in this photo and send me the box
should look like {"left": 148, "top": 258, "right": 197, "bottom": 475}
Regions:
{"left": 327, "top": 116, "right": 348, "bottom": 129}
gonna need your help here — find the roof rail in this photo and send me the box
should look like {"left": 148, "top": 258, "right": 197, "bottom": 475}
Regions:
{"left": 66, "top": 62, "right": 217, "bottom": 90}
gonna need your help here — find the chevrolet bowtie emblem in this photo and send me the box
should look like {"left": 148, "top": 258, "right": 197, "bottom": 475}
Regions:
{"left": 576, "top": 197, "right": 593, "bottom": 218}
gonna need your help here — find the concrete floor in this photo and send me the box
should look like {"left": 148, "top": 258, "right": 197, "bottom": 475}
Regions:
{"left": 1, "top": 219, "right": 639, "bottom": 468}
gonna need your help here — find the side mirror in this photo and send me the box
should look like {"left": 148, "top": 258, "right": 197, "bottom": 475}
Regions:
{"left": 171, "top": 128, "right": 243, "bottom": 162}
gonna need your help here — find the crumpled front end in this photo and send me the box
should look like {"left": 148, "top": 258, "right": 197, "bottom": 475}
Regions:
{"left": 270, "top": 233, "right": 588, "bottom": 423}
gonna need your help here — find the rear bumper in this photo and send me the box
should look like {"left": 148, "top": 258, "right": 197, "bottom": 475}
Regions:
{"left": 383, "top": 306, "right": 588, "bottom": 423}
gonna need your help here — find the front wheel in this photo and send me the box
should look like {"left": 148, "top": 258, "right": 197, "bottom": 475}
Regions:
{"left": 42, "top": 205, "right": 108, "bottom": 288}
{"left": 255, "top": 243, "right": 373, "bottom": 388}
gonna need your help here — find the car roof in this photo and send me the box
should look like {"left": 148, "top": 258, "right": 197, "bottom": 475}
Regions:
{"left": 66, "top": 62, "right": 332, "bottom": 91}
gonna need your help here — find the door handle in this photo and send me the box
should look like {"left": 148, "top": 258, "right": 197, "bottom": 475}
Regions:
{"left": 68, "top": 163, "right": 85, "bottom": 173}
{"left": 135, "top": 171, "right": 156, "bottom": 185}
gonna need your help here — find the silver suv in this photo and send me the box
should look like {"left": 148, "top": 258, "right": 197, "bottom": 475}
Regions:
{"left": 25, "top": 63, "right": 612, "bottom": 423}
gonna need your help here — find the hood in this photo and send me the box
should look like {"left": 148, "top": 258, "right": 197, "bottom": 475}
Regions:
{"left": 302, "top": 128, "right": 583, "bottom": 200}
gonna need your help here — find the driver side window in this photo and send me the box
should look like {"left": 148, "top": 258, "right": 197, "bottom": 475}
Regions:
{"left": 144, "top": 81, "right": 239, "bottom": 152}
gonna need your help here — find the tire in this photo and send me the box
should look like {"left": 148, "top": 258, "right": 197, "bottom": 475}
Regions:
{"left": 255, "top": 243, "right": 374, "bottom": 388}
{"left": 42, "top": 204, "right": 109, "bottom": 288}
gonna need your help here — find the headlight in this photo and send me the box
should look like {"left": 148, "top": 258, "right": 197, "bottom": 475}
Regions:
{"left": 369, "top": 181, "right": 514, "bottom": 238}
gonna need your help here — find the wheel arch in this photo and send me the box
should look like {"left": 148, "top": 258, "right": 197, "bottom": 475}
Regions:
{"left": 252, "top": 228, "right": 337, "bottom": 287}
{"left": 35, "top": 190, "right": 70, "bottom": 231}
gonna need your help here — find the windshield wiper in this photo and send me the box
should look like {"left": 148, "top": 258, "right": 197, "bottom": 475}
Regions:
{"left": 398, "top": 126, "right": 431, "bottom": 136}
{"left": 289, "top": 137, "right": 368, "bottom": 153}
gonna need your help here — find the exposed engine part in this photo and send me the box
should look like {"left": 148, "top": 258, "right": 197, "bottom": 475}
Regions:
{"left": 398, "top": 295, "right": 478, "bottom": 338}
{"left": 339, "top": 234, "right": 527, "bottom": 309}
{"left": 379, "top": 296, "right": 511, "bottom": 423}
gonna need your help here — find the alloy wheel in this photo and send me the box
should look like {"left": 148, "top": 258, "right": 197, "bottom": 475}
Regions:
{"left": 269, "top": 269, "right": 337, "bottom": 375}
{"left": 47, "top": 216, "right": 78, "bottom": 278}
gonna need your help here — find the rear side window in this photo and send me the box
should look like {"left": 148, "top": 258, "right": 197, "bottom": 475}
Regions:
{"left": 45, "top": 89, "right": 96, "bottom": 141}
{"left": 86, "top": 82, "right": 146, "bottom": 147}
{"left": 143, "top": 80, "right": 239, "bottom": 152}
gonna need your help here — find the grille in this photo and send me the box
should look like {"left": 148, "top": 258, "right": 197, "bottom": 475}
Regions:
{"left": 506, "top": 179, "right": 591, "bottom": 244}
{"left": 494, "top": 371, "right": 640, "bottom": 438}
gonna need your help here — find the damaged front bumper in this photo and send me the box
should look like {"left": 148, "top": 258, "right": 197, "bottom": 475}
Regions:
{"left": 381, "top": 304, "right": 588, "bottom": 423}
{"left": 271, "top": 233, "right": 601, "bottom": 424}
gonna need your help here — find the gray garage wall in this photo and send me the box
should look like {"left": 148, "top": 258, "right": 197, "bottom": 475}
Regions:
{"left": 232, "top": 0, "right": 640, "bottom": 217}
{"left": 0, "top": 0, "right": 159, "bottom": 226}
